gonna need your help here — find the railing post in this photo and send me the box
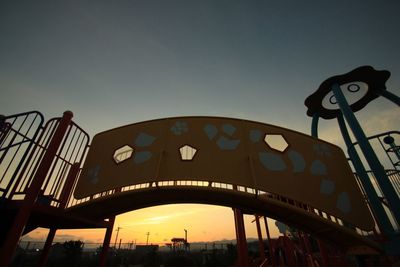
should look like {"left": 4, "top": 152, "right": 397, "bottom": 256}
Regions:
{"left": 99, "top": 216, "right": 116, "bottom": 267}
{"left": 0, "top": 111, "right": 73, "bottom": 267}
{"left": 255, "top": 215, "right": 266, "bottom": 262}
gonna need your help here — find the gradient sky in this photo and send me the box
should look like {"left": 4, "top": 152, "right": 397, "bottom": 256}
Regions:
{"left": 1, "top": 1, "right": 399, "bottom": 245}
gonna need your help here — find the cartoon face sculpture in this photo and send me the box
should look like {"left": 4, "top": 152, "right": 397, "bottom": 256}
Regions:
{"left": 305, "top": 66, "right": 390, "bottom": 119}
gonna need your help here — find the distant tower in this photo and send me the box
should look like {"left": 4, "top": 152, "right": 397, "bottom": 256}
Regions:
{"left": 304, "top": 66, "right": 400, "bottom": 239}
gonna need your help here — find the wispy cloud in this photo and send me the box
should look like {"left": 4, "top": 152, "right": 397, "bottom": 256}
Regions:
{"left": 123, "top": 207, "right": 215, "bottom": 227}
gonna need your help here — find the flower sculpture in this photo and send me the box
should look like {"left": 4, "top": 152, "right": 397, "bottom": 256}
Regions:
{"left": 305, "top": 66, "right": 390, "bottom": 119}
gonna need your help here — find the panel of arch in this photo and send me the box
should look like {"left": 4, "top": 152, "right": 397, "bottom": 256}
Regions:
{"left": 74, "top": 116, "right": 374, "bottom": 230}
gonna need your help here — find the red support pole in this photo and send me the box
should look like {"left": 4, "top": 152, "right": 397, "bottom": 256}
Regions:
{"left": 282, "top": 236, "right": 296, "bottom": 267}
{"left": 99, "top": 216, "right": 116, "bottom": 267}
{"left": 255, "top": 215, "right": 266, "bottom": 261}
{"left": 37, "top": 228, "right": 57, "bottom": 267}
{"left": 233, "top": 208, "right": 249, "bottom": 267}
{"left": 317, "top": 239, "right": 330, "bottom": 267}
{"left": 301, "top": 232, "right": 316, "bottom": 267}
{"left": 0, "top": 111, "right": 73, "bottom": 267}
{"left": 263, "top": 216, "right": 276, "bottom": 267}
{"left": 36, "top": 162, "right": 80, "bottom": 267}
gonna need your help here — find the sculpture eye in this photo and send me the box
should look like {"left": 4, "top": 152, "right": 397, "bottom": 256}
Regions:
{"left": 347, "top": 83, "right": 360, "bottom": 93}
{"left": 322, "top": 81, "right": 368, "bottom": 110}
{"left": 329, "top": 95, "right": 337, "bottom": 105}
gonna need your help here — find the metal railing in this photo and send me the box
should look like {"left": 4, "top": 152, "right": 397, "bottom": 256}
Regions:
{"left": 0, "top": 111, "right": 90, "bottom": 208}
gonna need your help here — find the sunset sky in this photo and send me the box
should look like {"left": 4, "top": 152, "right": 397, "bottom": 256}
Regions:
{"left": 1, "top": 1, "right": 399, "bottom": 246}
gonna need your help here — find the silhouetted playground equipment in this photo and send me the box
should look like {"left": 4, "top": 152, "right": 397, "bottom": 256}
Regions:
{"left": 0, "top": 66, "right": 399, "bottom": 266}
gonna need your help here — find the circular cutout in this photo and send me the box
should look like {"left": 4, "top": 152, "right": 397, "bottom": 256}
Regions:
{"left": 347, "top": 83, "right": 360, "bottom": 93}
{"left": 329, "top": 95, "right": 337, "bottom": 104}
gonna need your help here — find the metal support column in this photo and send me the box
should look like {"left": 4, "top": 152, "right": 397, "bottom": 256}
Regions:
{"left": 254, "top": 215, "right": 266, "bottom": 262}
{"left": 99, "top": 216, "right": 116, "bottom": 267}
{"left": 233, "top": 208, "right": 249, "bottom": 267}
{"left": 37, "top": 162, "right": 81, "bottom": 267}
{"left": 317, "top": 239, "right": 330, "bottom": 267}
{"left": 263, "top": 216, "right": 276, "bottom": 267}
{"left": 337, "top": 114, "right": 394, "bottom": 235}
{"left": 0, "top": 111, "right": 73, "bottom": 267}
{"left": 332, "top": 83, "right": 400, "bottom": 226}
{"left": 378, "top": 90, "right": 400, "bottom": 106}
{"left": 311, "top": 113, "right": 319, "bottom": 138}
{"left": 37, "top": 228, "right": 57, "bottom": 267}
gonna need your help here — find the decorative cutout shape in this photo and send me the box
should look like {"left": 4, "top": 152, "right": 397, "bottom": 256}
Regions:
{"left": 179, "top": 145, "right": 197, "bottom": 160}
{"left": 134, "top": 151, "right": 152, "bottom": 164}
{"left": 88, "top": 165, "right": 101, "bottom": 184}
{"left": 134, "top": 133, "right": 156, "bottom": 147}
{"left": 217, "top": 136, "right": 240, "bottom": 150}
{"left": 222, "top": 124, "right": 236, "bottom": 136}
{"left": 259, "top": 152, "right": 287, "bottom": 171}
{"left": 337, "top": 192, "right": 351, "bottom": 213}
{"left": 264, "top": 134, "right": 289, "bottom": 152}
{"left": 204, "top": 124, "right": 218, "bottom": 140}
{"left": 310, "top": 160, "right": 327, "bottom": 175}
{"left": 313, "top": 144, "right": 332, "bottom": 157}
{"left": 113, "top": 145, "right": 134, "bottom": 164}
{"left": 249, "top": 129, "right": 262, "bottom": 143}
{"left": 171, "top": 121, "right": 188, "bottom": 135}
{"left": 288, "top": 150, "right": 305, "bottom": 173}
{"left": 320, "top": 179, "right": 335, "bottom": 195}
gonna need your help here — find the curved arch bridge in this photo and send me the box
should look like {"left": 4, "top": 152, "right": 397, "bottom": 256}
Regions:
{"left": 67, "top": 183, "right": 381, "bottom": 253}
{"left": 70, "top": 116, "right": 379, "bottom": 251}
{"left": 0, "top": 113, "right": 383, "bottom": 267}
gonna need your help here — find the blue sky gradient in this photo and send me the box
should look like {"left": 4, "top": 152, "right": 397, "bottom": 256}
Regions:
{"left": 1, "top": 1, "right": 399, "bottom": 243}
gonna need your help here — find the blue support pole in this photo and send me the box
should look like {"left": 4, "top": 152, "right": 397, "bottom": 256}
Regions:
{"left": 337, "top": 114, "right": 394, "bottom": 235}
{"left": 378, "top": 90, "right": 400, "bottom": 106}
{"left": 311, "top": 113, "right": 319, "bottom": 138}
{"left": 332, "top": 83, "right": 400, "bottom": 225}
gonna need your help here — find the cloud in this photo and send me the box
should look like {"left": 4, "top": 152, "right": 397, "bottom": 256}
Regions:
{"left": 124, "top": 207, "right": 212, "bottom": 227}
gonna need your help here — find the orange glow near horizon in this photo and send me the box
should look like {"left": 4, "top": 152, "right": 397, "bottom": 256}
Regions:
{"left": 22, "top": 204, "right": 281, "bottom": 246}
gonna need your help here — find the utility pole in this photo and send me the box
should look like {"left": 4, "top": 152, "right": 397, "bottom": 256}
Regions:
{"left": 184, "top": 229, "right": 188, "bottom": 242}
{"left": 146, "top": 232, "right": 150, "bottom": 245}
{"left": 114, "top": 226, "right": 122, "bottom": 248}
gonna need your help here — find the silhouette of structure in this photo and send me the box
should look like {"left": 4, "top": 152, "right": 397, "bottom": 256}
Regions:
{"left": 0, "top": 66, "right": 399, "bottom": 266}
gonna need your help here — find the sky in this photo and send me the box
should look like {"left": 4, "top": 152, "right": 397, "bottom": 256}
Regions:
{"left": 1, "top": 1, "right": 400, "bottom": 246}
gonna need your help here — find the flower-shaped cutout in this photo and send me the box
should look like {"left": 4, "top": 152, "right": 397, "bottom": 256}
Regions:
{"left": 313, "top": 144, "right": 331, "bottom": 157}
{"left": 171, "top": 121, "right": 188, "bottom": 135}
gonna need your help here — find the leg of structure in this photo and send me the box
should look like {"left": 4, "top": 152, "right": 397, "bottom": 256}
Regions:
{"left": 99, "top": 216, "right": 115, "bottom": 267}
{"left": 255, "top": 215, "right": 266, "bottom": 262}
{"left": 263, "top": 216, "right": 276, "bottom": 267}
{"left": 337, "top": 111, "right": 394, "bottom": 236}
{"left": 311, "top": 113, "right": 319, "bottom": 138}
{"left": 332, "top": 83, "right": 400, "bottom": 227}
{"left": 378, "top": 90, "right": 400, "bottom": 106}
{"left": 233, "top": 208, "right": 249, "bottom": 267}
{"left": 317, "top": 239, "right": 329, "bottom": 267}
{"left": 37, "top": 228, "right": 57, "bottom": 267}
{"left": 0, "top": 111, "right": 73, "bottom": 267}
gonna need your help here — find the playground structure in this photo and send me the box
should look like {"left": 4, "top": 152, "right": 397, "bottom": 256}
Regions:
{"left": 0, "top": 66, "right": 399, "bottom": 266}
